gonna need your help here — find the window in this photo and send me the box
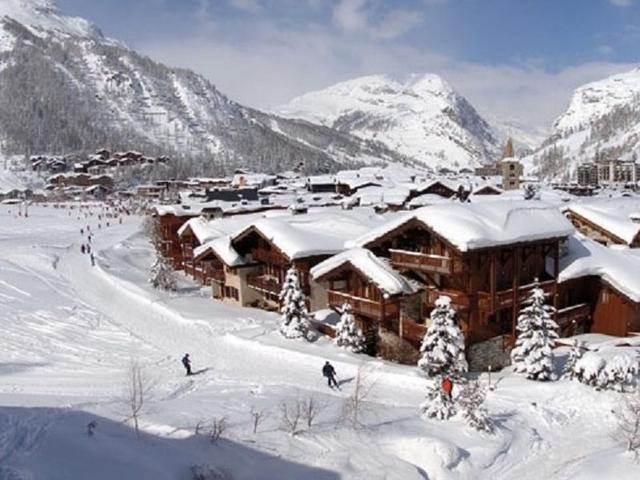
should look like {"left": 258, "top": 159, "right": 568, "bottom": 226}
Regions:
{"left": 224, "top": 286, "right": 239, "bottom": 301}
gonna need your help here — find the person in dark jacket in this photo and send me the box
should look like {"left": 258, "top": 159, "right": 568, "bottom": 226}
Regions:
{"left": 322, "top": 361, "right": 338, "bottom": 388}
{"left": 182, "top": 353, "right": 192, "bottom": 376}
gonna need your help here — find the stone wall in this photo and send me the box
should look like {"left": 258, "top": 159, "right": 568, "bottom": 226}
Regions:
{"left": 467, "top": 335, "right": 512, "bottom": 372}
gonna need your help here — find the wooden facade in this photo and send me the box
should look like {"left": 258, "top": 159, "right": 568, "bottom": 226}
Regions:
{"left": 314, "top": 262, "right": 420, "bottom": 353}
{"left": 232, "top": 226, "right": 329, "bottom": 307}
{"left": 156, "top": 213, "right": 196, "bottom": 269}
{"left": 361, "top": 218, "right": 590, "bottom": 350}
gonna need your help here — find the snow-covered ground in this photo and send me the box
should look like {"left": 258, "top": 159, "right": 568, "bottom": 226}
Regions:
{"left": 0, "top": 204, "right": 638, "bottom": 479}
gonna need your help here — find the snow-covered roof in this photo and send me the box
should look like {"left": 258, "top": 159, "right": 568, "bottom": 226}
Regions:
{"left": 566, "top": 197, "right": 640, "bottom": 245}
{"left": 355, "top": 185, "right": 411, "bottom": 207}
{"left": 355, "top": 200, "right": 574, "bottom": 252}
{"left": 178, "top": 216, "right": 219, "bottom": 243}
{"left": 555, "top": 233, "right": 640, "bottom": 303}
{"left": 194, "top": 236, "right": 246, "bottom": 267}
{"left": 310, "top": 248, "right": 419, "bottom": 296}
{"left": 232, "top": 208, "right": 388, "bottom": 260}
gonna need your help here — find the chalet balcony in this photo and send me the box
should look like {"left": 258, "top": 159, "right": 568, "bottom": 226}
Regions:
{"left": 556, "top": 303, "right": 591, "bottom": 328}
{"left": 426, "top": 287, "right": 470, "bottom": 311}
{"left": 247, "top": 274, "right": 282, "bottom": 296}
{"left": 327, "top": 290, "right": 399, "bottom": 320}
{"left": 209, "top": 269, "right": 225, "bottom": 284}
{"left": 390, "top": 249, "right": 460, "bottom": 275}
{"left": 478, "top": 279, "right": 556, "bottom": 312}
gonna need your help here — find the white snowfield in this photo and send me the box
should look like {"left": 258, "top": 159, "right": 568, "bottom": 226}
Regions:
{"left": 0, "top": 204, "right": 639, "bottom": 479}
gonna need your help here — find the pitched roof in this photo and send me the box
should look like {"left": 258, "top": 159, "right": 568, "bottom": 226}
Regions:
{"left": 232, "top": 209, "right": 388, "bottom": 260}
{"left": 555, "top": 233, "right": 640, "bottom": 303}
{"left": 355, "top": 200, "right": 574, "bottom": 252}
{"left": 566, "top": 197, "right": 640, "bottom": 245}
{"left": 310, "top": 248, "right": 419, "bottom": 296}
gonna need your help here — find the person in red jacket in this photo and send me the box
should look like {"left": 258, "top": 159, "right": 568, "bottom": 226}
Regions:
{"left": 441, "top": 376, "right": 453, "bottom": 400}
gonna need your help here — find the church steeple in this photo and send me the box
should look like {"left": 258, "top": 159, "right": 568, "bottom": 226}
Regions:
{"left": 502, "top": 137, "right": 515, "bottom": 159}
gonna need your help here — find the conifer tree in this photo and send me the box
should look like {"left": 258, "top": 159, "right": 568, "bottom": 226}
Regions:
{"left": 334, "top": 303, "right": 366, "bottom": 353}
{"left": 418, "top": 296, "right": 468, "bottom": 378}
{"left": 279, "top": 267, "right": 310, "bottom": 340}
{"left": 458, "top": 380, "right": 494, "bottom": 432}
{"left": 420, "top": 382, "right": 455, "bottom": 421}
{"left": 563, "top": 339, "right": 586, "bottom": 379}
{"left": 511, "top": 284, "right": 559, "bottom": 381}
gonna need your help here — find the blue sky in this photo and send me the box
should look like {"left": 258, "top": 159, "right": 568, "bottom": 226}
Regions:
{"left": 55, "top": 0, "right": 640, "bottom": 130}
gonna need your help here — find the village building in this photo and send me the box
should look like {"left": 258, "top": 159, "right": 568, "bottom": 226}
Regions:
{"left": 312, "top": 201, "right": 579, "bottom": 368}
{"left": 564, "top": 198, "right": 640, "bottom": 248}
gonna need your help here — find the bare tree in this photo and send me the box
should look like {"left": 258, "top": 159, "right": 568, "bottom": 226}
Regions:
{"left": 250, "top": 406, "right": 268, "bottom": 434}
{"left": 279, "top": 398, "right": 303, "bottom": 436}
{"left": 208, "top": 417, "right": 228, "bottom": 444}
{"left": 120, "top": 360, "right": 154, "bottom": 439}
{"left": 340, "top": 364, "right": 378, "bottom": 429}
{"left": 302, "top": 396, "right": 327, "bottom": 430}
{"left": 614, "top": 390, "right": 640, "bottom": 458}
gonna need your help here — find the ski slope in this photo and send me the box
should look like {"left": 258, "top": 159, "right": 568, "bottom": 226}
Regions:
{"left": 0, "top": 204, "right": 638, "bottom": 479}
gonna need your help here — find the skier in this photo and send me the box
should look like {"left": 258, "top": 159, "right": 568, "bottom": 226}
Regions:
{"left": 80, "top": 244, "right": 86, "bottom": 255}
{"left": 322, "top": 361, "right": 338, "bottom": 388}
{"left": 80, "top": 228, "right": 84, "bottom": 235}
{"left": 182, "top": 353, "right": 192, "bottom": 376}
{"left": 441, "top": 376, "right": 453, "bottom": 401}
{"left": 90, "top": 253, "right": 95, "bottom": 267}
{"left": 86, "top": 244, "right": 91, "bottom": 254}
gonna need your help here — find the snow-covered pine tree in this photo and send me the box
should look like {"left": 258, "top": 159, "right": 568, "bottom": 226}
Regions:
{"left": 510, "top": 284, "right": 559, "bottom": 381}
{"left": 334, "top": 303, "right": 366, "bottom": 353}
{"left": 457, "top": 380, "right": 494, "bottom": 433}
{"left": 145, "top": 215, "right": 178, "bottom": 291}
{"left": 418, "top": 296, "right": 468, "bottom": 378}
{"left": 149, "top": 253, "right": 178, "bottom": 291}
{"left": 279, "top": 267, "right": 310, "bottom": 340}
{"left": 420, "top": 382, "right": 455, "bottom": 421}
{"left": 563, "top": 339, "right": 586, "bottom": 379}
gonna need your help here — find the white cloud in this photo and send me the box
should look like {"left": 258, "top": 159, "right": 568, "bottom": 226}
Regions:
{"left": 332, "top": 0, "right": 369, "bottom": 32}
{"left": 609, "top": 0, "right": 633, "bottom": 6}
{"left": 332, "top": 0, "right": 423, "bottom": 39}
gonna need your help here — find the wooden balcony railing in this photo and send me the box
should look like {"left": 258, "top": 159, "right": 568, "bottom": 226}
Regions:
{"left": 556, "top": 303, "right": 590, "bottom": 327}
{"left": 426, "top": 288, "right": 470, "bottom": 310}
{"left": 327, "top": 290, "right": 399, "bottom": 320}
{"left": 390, "top": 249, "right": 458, "bottom": 275}
{"left": 478, "top": 279, "right": 557, "bottom": 312}
{"left": 247, "top": 274, "right": 282, "bottom": 295}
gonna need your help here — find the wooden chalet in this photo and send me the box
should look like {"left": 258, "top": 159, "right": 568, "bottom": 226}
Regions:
{"left": 230, "top": 224, "right": 330, "bottom": 309}
{"left": 565, "top": 199, "right": 640, "bottom": 248}
{"left": 556, "top": 234, "right": 640, "bottom": 338}
{"left": 311, "top": 248, "right": 421, "bottom": 353}
{"left": 342, "top": 201, "right": 581, "bottom": 367}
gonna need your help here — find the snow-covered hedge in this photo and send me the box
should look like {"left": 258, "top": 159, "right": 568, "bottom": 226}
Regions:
{"left": 572, "top": 351, "right": 639, "bottom": 391}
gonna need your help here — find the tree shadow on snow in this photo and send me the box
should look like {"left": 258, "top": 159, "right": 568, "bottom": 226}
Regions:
{"left": 0, "top": 362, "right": 48, "bottom": 376}
{"left": 0, "top": 406, "right": 341, "bottom": 480}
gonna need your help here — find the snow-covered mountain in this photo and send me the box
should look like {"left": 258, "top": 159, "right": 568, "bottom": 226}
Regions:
{"left": 525, "top": 67, "right": 640, "bottom": 180}
{"left": 0, "top": 0, "right": 406, "bottom": 174}
{"left": 277, "top": 74, "right": 501, "bottom": 170}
